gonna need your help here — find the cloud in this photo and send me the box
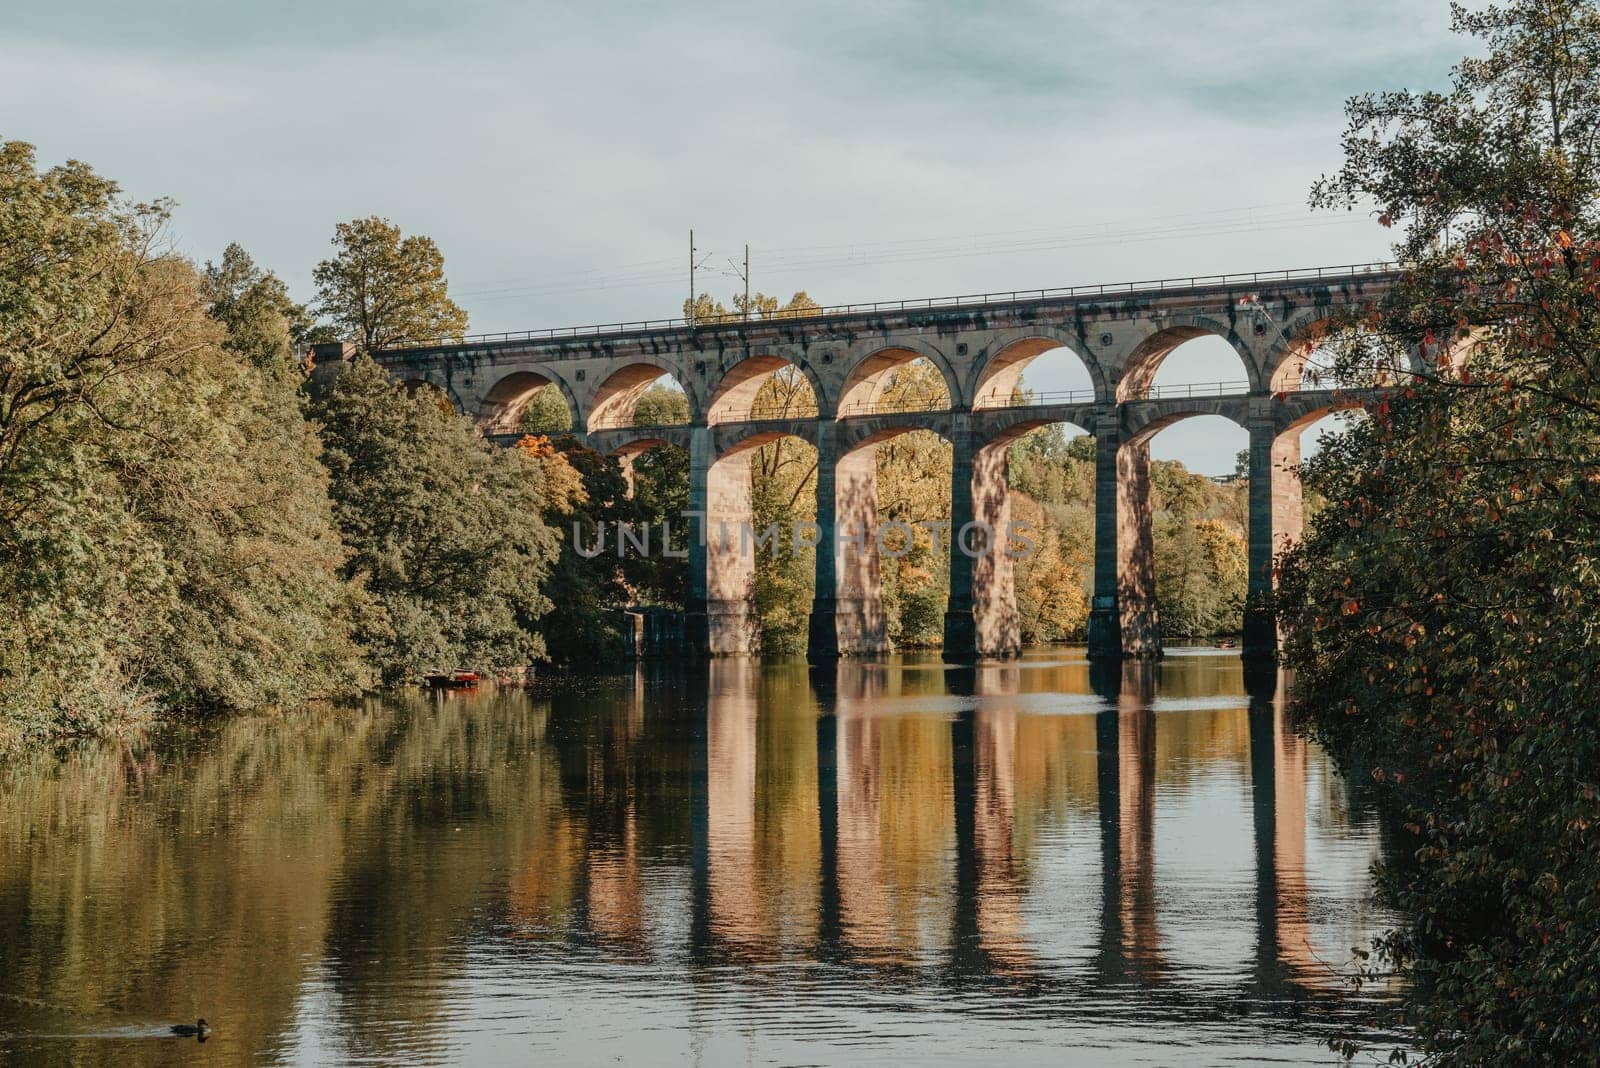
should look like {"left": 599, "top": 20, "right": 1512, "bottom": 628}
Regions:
{"left": 1, "top": 0, "right": 1466, "bottom": 469}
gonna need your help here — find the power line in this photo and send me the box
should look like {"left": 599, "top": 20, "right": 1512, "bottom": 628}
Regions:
{"left": 454, "top": 208, "right": 1371, "bottom": 306}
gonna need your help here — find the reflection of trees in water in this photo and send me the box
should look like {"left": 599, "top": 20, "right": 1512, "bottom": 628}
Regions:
{"left": 0, "top": 693, "right": 557, "bottom": 1066}
{"left": 0, "top": 654, "right": 1391, "bottom": 1064}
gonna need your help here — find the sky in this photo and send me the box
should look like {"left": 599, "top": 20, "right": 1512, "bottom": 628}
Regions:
{"left": 3, "top": 0, "right": 1467, "bottom": 472}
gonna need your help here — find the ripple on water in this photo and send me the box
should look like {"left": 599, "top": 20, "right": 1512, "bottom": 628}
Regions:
{"left": 0, "top": 649, "right": 1405, "bottom": 1067}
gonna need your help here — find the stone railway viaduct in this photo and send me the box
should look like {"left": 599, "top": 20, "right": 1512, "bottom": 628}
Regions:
{"left": 339, "top": 263, "right": 1424, "bottom": 664}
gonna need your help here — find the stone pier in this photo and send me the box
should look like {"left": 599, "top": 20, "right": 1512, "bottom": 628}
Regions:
{"left": 362, "top": 265, "right": 1403, "bottom": 664}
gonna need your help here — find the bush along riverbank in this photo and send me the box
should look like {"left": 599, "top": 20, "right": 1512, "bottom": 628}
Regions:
{"left": 1277, "top": 3, "right": 1600, "bottom": 1063}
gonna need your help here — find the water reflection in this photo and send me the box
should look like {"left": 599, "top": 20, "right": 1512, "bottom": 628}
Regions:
{"left": 0, "top": 650, "right": 1398, "bottom": 1066}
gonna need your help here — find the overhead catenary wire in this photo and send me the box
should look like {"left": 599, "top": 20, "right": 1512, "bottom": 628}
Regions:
{"left": 450, "top": 201, "right": 1373, "bottom": 307}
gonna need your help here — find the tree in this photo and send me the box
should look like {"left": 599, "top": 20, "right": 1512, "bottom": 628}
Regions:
{"left": 1011, "top": 494, "right": 1090, "bottom": 641}
{"left": 633, "top": 382, "right": 690, "bottom": 426}
{"left": 0, "top": 162, "right": 368, "bottom": 746}
{"left": 312, "top": 217, "right": 468, "bottom": 352}
{"left": 529, "top": 438, "right": 639, "bottom": 664}
{"left": 873, "top": 360, "right": 953, "bottom": 645}
{"left": 684, "top": 289, "right": 819, "bottom": 324}
{"left": 1280, "top": 2, "right": 1600, "bottom": 1062}
{"left": 747, "top": 366, "right": 820, "bottom": 652}
{"left": 311, "top": 357, "right": 558, "bottom": 682}
{"left": 521, "top": 386, "right": 574, "bottom": 433}
{"left": 0, "top": 141, "right": 204, "bottom": 479}
{"left": 202, "top": 243, "right": 317, "bottom": 371}
{"left": 146, "top": 256, "right": 373, "bottom": 711}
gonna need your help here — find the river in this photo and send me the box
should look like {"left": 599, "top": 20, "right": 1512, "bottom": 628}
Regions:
{"left": 0, "top": 648, "right": 1401, "bottom": 1066}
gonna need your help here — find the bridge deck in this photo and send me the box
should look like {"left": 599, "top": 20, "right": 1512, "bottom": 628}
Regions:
{"left": 378, "top": 262, "right": 1399, "bottom": 363}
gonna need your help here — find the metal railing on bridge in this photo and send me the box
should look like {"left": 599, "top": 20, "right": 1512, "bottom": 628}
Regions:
{"left": 707, "top": 401, "right": 823, "bottom": 423}
{"left": 1143, "top": 379, "right": 1251, "bottom": 399}
{"left": 972, "top": 380, "right": 1252, "bottom": 408}
{"left": 380, "top": 262, "right": 1397, "bottom": 355}
{"left": 601, "top": 379, "right": 1259, "bottom": 431}
{"left": 975, "top": 387, "right": 1098, "bottom": 407}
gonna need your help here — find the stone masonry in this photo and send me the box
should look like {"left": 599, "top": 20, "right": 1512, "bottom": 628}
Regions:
{"left": 344, "top": 265, "right": 1426, "bottom": 664}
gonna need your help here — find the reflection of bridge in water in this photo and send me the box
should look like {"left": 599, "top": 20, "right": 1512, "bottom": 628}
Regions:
{"left": 508, "top": 658, "right": 1382, "bottom": 1029}
{"left": 340, "top": 264, "right": 1480, "bottom": 665}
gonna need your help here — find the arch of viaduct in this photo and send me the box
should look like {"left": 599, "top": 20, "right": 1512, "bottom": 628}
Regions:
{"left": 345, "top": 265, "right": 1417, "bottom": 664}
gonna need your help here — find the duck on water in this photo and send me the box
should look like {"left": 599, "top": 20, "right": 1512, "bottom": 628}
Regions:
{"left": 170, "top": 1018, "right": 210, "bottom": 1040}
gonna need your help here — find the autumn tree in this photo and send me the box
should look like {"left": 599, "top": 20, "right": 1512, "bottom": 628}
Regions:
{"left": 312, "top": 216, "right": 468, "bottom": 352}
{"left": 0, "top": 141, "right": 204, "bottom": 477}
{"left": 1280, "top": 2, "right": 1600, "bottom": 1061}
{"left": 748, "top": 367, "right": 820, "bottom": 651}
{"left": 311, "top": 357, "right": 558, "bottom": 681}
{"left": 684, "top": 289, "right": 819, "bottom": 324}
{"left": 0, "top": 143, "right": 370, "bottom": 747}
{"left": 202, "top": 242, "right": 318, "bottom": 370}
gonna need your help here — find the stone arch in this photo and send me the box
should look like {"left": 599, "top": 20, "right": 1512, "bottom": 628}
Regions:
{"left": 969, "top": 329, "right": 1109, "bottom": 408}
{"left": 1117, "top": 408, "right": 1251, "bottom": 657}
{"left": 837, "top": 340, "right": 960, "bottom": 415}
{"left": 1265, "top": 310, "right": 1438, "bottom": 392}
{"left": 707, "top": 352, "right": 824, "bottom": 424}
{"left": 590, "top": 423, "right": 693, "bottom": 456}
{"left": 835, "top": 422, "right": 958, "bottom": 655}
{"left": 974, "top": 411, "right": 1095, "bottom": 454}
{"left": 1263, "top": 309, "right": 1340, "bottom": 393}
{"left": 1264, "top": 398, "right": 1363, "bottom": 557}
{"left": 610, "top": 434, "right": 678, "bottom": 464}
{"left": 478, "top": 367, "right": 581, "bottom": 435}
{"left": 1115, "top": 314, "right": 1260, "bottom": 401}
{"left": 606, "top": 434, "right": 684, "bottom": 498}
{"left": 702, "top": 426, "right": 819, "bottom": 656}
{"left": 1124, "top": 399, "right": 1251, "bottom": 446}
{"left": 713, "top": 417, "right": 817, "bottom": 459}
{"left": 839, "top": 422, "right": 954, "bottom": 457}
{"left": 1273, "top": 391, "right": 1369, "bottom": 439}
{"left": 400, "top": 376, "right": 464, "bottom": 414}
{"left": 713, "top": 428, "right": 799, "bottom": 462}
{"left": 835, "top": 413, "right": 956, "bottom": 456}
{"left": 588, "top": 359, "right": 698, "bottom": 432}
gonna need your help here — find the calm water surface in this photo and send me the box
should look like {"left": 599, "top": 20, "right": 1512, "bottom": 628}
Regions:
{"left": 0, "top": 648, "right": 1402, "bottom": 1066}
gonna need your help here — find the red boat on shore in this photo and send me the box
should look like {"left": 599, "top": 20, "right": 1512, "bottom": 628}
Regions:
{"left": 424, "top": 670, "right": 480, "bottom": 690}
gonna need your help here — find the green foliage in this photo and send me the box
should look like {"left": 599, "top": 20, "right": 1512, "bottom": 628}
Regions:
{"left": 684, "top": 289, "right": 820, "bottom": 324}
{"left": 0, "top": 140, "right": 371, "bottom": 750}
{"left": 633, "top": 382, "right": 690, "bottom": 426}
{"left": 1006, "top": 430, "right": 1248, "bottom": 641}
{"left": 312, "top": 216, "right": 468, "bottom": 352}
{"left": 0, "top": 140, "right": 193, "bottom": 473}
{"left": 626, "top": 439, "right": 689, "bottom": 610}
{"left": 203, "top": 242, "right": 317, "bottom": 370}
{"left": 520, "top": 385, "right": 573, "bottom": 433}
{"left": 1150, "top": 460, "right": 1248, "bottom": 638}
{"left": 1283, "top": 4, "right": 1600, "bottom": 1062}
{"left": 311, "top": 357, "right": 558, "bottom": 683}
{"left": 874, "top": 361, "right": 953, "bottom": 645}
{"left": 531, "top": 440, "right": 635, "bottom": 664}
{"left": 747, "top": 367, "right": 819, "bottom": 653}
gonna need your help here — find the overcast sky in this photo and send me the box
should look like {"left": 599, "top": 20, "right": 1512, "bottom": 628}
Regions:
{"left": 4, "top": 0, "right": 1467, "bottom": 471}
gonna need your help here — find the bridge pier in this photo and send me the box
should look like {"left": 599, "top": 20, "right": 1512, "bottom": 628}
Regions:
{"left": 1086, "top": 418, "right": 1124, "bottom": 660}
{"left": 944, "top": 425, "right": 979, "bottom": 661}
{"left": 1117, "top": 434, "right": 1162, "bottom": 659}
{"left": 1243, "top": 410, "right": 1304, "bottom": 665}
{"left": 944, "top": 425, "right": 1022, "bottom": 663}
{"left": 808, "top": 434, "right": 889, "bottom": 662}
{"left": 686, "top": 426, "right": 759, "bottom": 656}
{"left": 374, "top": 266, "right": 1395, "bottom": 666}
{"left": 1089, "top": 415, "right": 1161, "bottom": 661}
